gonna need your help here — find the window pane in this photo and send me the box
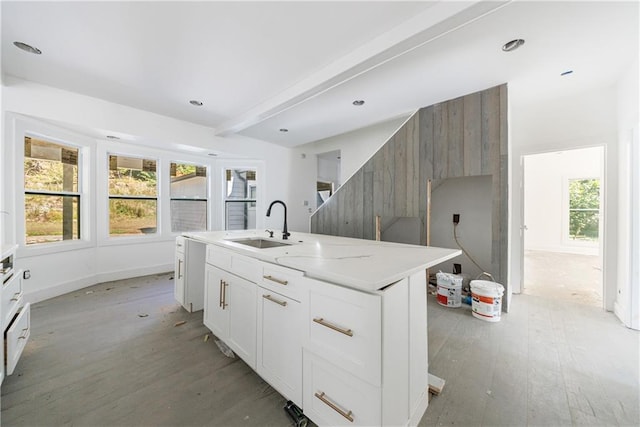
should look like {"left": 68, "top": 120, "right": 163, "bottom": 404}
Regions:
{"left": 569, "top": 178, "right": 600, "bottom": 241}
{"left": 225, "top": 169, "right": 256, "bottom": 199}
{"left": 171, "top": 200, "right": 207, "bottom": 232}
{"left": 109, "top": 156, "right": 157, "bottom": 196}
{"left": 109, "top": 199, "right": 157, "bottom": 236}
{"left": 24, "top": 137, "right": 78, "bottom": 192}
{"left": 170, "top": 163, "right": 207, "bottom": 198}
{"left": 25, "top": 194, "right": 79, "bottom": 245}
{"left": 225, "top": 201, "right": 256, "bottom": 230}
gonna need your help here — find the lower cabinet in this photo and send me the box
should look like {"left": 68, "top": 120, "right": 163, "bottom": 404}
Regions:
{"left": 303, "top": 350, "right": 381, "bottom": 427}
{"left": 204, "top": 264, "right": 257, "bottom": 369}
{"left": 202, "top": 244, "right": 429, "bottom": 427}
{"left": 257, "top": 287, "right": 303, "bottom": 407}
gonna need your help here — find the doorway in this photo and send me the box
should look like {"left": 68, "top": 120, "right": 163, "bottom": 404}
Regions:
{"left": 316, "top": 150, "right": 341, "bottom": 208}
{"left": 522, "top": 146, "right": 604, "bottom": 307}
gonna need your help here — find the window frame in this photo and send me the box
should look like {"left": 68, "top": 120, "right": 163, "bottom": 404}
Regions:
{"left": 107, "top": 153, "right": 159, "bottom": 239}
{"left": 9, "top": 116, "right": 94, "bottom": 256}
{"left": 217, "top": 160, "right": 264, "bottom": 231}
{"left": 562, "top": 175, "right": 601, "bottom": 248}
{"left": 169, "top": 161, "right": 209, "bottom": 233}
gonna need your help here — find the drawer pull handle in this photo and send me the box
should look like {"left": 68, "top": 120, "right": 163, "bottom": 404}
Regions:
{"left": 262, "top": 294, "right": 287, "bottom": 307}
{"left": 313, "top": 318, "right": 353, "bottom": 337}
{"left": 314, "top": 391, "right": 354, "bottom": 423}
{"left": 10, "top": 292, "right": 22, "bottom": 302}
{"left": 18, "top": 328, "right": 29, "bottom": 340}
{"left": 219, "top": 279, "right": 224, "bottom": 308}
{"left": 263, "top": 275, "right": 288, "bottom": 286}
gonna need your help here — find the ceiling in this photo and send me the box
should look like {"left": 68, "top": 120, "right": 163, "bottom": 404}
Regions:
{"left": 2, "top": 1, "right": 638, "bottom": 150}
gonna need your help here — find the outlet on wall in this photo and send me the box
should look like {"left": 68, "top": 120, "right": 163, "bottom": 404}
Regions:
{"left": 453, "top": 213, "right": 460, "bottom": 224}
{"left": 23, "top": 270, "right": 31, "bottom": 280}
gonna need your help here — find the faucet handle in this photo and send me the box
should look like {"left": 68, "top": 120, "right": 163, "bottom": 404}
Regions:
{"left": 282, "top": 231, "right": 291, "bottom": 240}
{"left": 265, "top": 229, "right": 274, "bottom": 238}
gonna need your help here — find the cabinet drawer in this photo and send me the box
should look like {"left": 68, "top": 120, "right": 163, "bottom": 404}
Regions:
{"left": 206, "top": 244, "right": 232, "bottom": 270}
{"left": 303, "top": 350, "right": 381, "bottom": 427}
{"left": 206, "top": 245, "right": 260, "bottom": 283}
{"left": 2, "top": 271, "right": 23, "bottom": 331}
{"left": 6, "top": 303, "right": 30, "bottom": 376}
{"left": 175, "top": 236, "right": 186, "bottom": 254}
{"left": 260, "top": 263, "right": 305, "bottom": 302}
{"left": 305, "top": 279, "right": 381, "bottom": 386}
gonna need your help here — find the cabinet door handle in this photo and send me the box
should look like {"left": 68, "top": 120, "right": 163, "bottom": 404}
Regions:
{"left": 222, "top": 281, "right": 228, "bottom": 309}
{"left": 18, "top": 328, "right": 29, "bottom": 340}
{"left": 219, "top": 279, "right": 224, "bottom": 308}
{"left": 313, "top": 317, "right": 353, "bottom": 337}
{"left": 177, "top": 259, "right": 183, "bottom": 279}
{"left": 262, "top": 294, "right": 287, "bottom": 307}
{"left": 314, "top": 391, "right": 354, "bottom": 423}
{"left": 10, "top": 292, "right": 22, "bottom": 302}
{"left": 263, "top": 275, "right": 288, "bottom": 286}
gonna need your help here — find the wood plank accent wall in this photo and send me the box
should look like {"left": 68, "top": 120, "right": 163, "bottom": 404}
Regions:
{"left": 310, "top": 84, "right": 509, "bottom": 309}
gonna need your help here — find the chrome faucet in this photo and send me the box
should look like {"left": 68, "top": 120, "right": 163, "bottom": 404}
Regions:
{"left": 266, "top": 200, "right": 290, "bottom": 240}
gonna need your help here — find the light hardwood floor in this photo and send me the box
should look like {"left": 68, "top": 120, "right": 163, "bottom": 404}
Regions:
{"left": 2, "top": 273, "right": 638, "bottom": 426}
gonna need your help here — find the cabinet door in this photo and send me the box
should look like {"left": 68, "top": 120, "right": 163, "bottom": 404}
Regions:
{"left": 257, "top": 288, "right": 303, "bottom": 406}
{"left": 204, "top": 265, "right": 229, "bottom": 341}
{"left": 227, "top": 274, "right": 257, "bottom": 369}
{"left": 174, "top": 251, "right": 186, "bottom": 306}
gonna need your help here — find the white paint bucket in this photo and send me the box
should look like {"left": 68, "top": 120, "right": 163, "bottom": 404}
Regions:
{"left": 470, "top": 280, "right": 504, "bottom": 322}
{"left": 436, "top": 272, "right": 463, "bottom": 308}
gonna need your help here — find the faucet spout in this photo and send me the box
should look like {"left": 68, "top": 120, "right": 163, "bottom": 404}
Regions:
{"left": 266, "top": 200, "right": 290, "bottom": 240}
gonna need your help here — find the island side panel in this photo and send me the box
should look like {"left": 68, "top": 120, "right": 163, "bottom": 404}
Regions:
{"left": 408, "top": 270, "right": 429, "bottom": 424}
{"left": 382, "top": 277, "right": 409, "bottom": 425}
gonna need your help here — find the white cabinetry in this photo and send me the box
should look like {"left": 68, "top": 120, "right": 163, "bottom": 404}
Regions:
{"left": 174, "top": 237, "right": 206, "bottom": 312}
{"left": 204, "top": 264, "right": 257, "bottom": 369}
{"left": 257, "top": 263, "right": 304, "bottom": 407}
{"left": 200, "top": 240, "right": 431, "bottom": 427}
{"left": 1, "top": 244, "right": 31, "bottom": 381}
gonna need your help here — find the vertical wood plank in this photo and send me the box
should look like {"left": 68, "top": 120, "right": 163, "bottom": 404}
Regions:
{"left": 383, "top": 134, "right": 396, "bottom": 218}
{"left": 406, "top": 115, "right": 420, "bottom": 217}
{"left": 433, "top": 103, "right": 449, "bottom": 179}
{"left": 419, "top": 107, "right": 434, "bottom": 246}
{"left": 448, "top": 97, "right": 464, "bottom": 178}
{"left": 394, "top": 124, "right": 407, "bottom": 217}
{"left": 373, "top": 150, "right": 384, "bottom": 226}
{"left": 363, "top": 159, "right": 375, "bottom": 240}
{"left": 346, "top": 169, "right": 363, "bottom": 238}
{"left": 481, "top": 86, "right": 500, "bottom": 175}
{"left": 463, "top": 92, "right": 482, "bottom": 176}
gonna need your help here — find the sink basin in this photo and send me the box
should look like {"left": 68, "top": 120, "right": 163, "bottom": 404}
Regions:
{"left": 226, "top": 237, "right": 291, "bottom": 249}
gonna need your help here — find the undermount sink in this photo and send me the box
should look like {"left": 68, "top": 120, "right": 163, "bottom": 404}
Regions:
{"left": 226, "top": 237, "right": 291, "bottom": 249}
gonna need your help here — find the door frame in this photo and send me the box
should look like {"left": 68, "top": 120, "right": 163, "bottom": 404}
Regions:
{"left": 520, "top": 145, "right": 606, "bottom": 308}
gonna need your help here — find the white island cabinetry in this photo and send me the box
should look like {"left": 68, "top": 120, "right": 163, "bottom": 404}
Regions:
{"left": 186, "top": 230, "right": 461, "bottom": 427}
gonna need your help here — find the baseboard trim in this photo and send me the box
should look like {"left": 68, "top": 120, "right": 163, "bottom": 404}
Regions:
{"left": 25, "top": 263, "right": 173, "bottom": 304}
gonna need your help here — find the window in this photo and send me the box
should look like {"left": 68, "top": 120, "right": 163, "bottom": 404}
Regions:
{"left": 108, "top": 155, "right": 157, "bottom": 236}
{"left": 24, "top": 137, "right": 80, "bottom": 245}
{"left": 568, "top": 178, "right": 600, "bottom": 242}
{"left": 224, "top": 169, "right": 256, "bottom": 230}
{"left": 170, "top": 162, "right": 207, "bottom": 232}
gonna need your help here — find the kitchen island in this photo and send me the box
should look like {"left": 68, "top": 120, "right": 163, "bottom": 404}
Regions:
{"left": 178, "top": 230, "right": 460, "bottom": 426}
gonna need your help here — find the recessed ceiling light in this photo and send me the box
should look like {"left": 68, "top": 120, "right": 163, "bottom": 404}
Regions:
{"left": 501, "top": 39, "right": 525, "bottom": 52}
{"left": 13, "top": 41, "right": 42, "bottom": 55}
{"left": 561, "top": 70, "right": 574, "bottom": 76}
{"left": 189, "top": 100, "right": 203, "bottom": 106}
{"left": 207, "top": 153, "right": 217, "bottom": 156}
{"left": 279, "top": 128, "right": 289, "bottom": 133}
{"left": 106, "top": 135, "right": 120, "bottom": 140}
{"left": 352, "top": 100, "right": 365, "bottom": 106}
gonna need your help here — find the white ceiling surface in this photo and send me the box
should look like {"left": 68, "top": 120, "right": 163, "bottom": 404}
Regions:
{"left": 2, "top": 1, "right": 638, "bottom": 151}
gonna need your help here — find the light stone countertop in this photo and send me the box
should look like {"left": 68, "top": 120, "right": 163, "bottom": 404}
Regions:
{"left": 184, "top": 230, "right": 461, "bottom": 293}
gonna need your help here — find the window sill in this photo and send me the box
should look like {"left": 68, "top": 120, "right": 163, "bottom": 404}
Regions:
{"left": 18, "top": 240, "right": 94, "bottom": 258}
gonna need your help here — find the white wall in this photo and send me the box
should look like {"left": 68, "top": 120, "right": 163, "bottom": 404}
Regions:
{"left": 430, "top": 176, "right": 493, "bottom": 279}
{"left": 524, "top": 147, "right": 602, "bottom": 255}
{"left": 1, "top": 77, "right": 291, "bottom": 303}
{"left": 288, "top": 114, "right": 410, "bottom": 232}
{"left": 614, "top": 57, "right": 640, "bottom": 330}
{"left": 510, "top": 85, "right": 619, "bottom": 311}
